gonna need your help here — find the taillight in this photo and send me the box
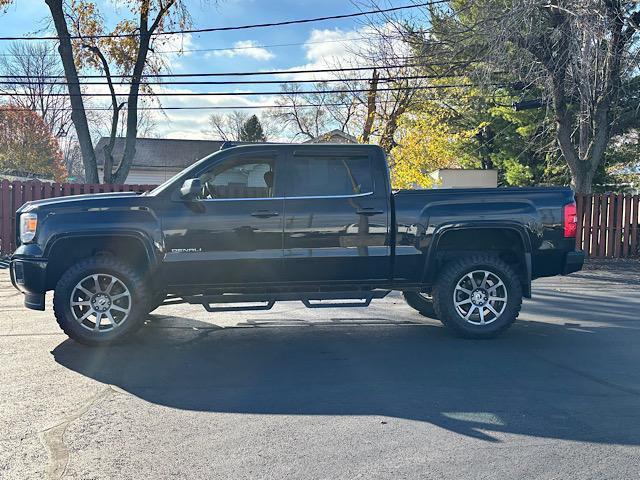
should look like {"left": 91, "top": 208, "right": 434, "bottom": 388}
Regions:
{"left": 563, "top": 202, "right": 577, "bottom": 238}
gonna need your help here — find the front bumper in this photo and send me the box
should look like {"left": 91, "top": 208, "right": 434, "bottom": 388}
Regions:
{"left": 563, "top": 250, "right": 585, "bottom": 275}
{"left": 10, "top": 258, "right": 48, "bottom": 310}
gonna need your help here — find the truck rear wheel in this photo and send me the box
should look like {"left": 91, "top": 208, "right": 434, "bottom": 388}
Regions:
{"left": 433, "top": 254, "right": 522, "bottom": 339}
{"left": 53, "top": 256, "right": 150, "bottom": 346}
{"left": 402, "top": 292, "right": 438, "bottom": 319}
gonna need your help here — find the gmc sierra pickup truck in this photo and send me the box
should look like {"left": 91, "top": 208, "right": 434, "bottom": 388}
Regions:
{"left": 10, "top": 144, "right": 584, "bottom": 345}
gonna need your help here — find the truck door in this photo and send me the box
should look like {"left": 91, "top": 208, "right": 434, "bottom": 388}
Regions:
{"left": 280, "top": 149, "right": 391, "bottom": 284}
{"left": 161, "top": 150, "right": 284, "bottom": 287}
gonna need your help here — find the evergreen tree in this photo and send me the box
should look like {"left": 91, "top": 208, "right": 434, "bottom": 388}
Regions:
{"left": 239, "top": 115, "right": 267, "bottom": 142}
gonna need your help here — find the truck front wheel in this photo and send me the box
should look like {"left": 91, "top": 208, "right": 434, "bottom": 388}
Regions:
{"left": 433, "top": 254, "right": 522, "bottom": 339}
{"left": 53, "top": 256, "right": 151, "bottom": 346}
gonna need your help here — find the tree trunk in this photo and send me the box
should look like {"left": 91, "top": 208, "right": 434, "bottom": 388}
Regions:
{"left": 112, "top": 35, "right": 149, "bottom": 184}
{"left": 379, "top": 90, "right": 410, "bottom": 154}
{"left": 45, "top": 0, "right": 98, "bottom": 183}
{"left": 111, "top": 0, "right": 170, "bottom": 184}
{"left": 571, "top": 167, "right": 596, "bottom": 194}
{"left": 361, "top": 69, "right": 379, "bottom": 143}
{"left": 84, "top": 44, "right": 123, "bottom": 184}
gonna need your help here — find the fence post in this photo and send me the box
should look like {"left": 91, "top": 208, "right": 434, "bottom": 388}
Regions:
{"left": 582, "top": 195, "right": 592, "bottom": 256}
{"left": 632, "top": 195, "right": 639, "bottom": 257}
{"left": 575, "top": 194, "right": 583, "bottom": 251}
{"left": 1, "top": 180, "right": 10, "bottom": 255}
{"left": 613, "top": 193, "right": 623, "bottom": 258}
{"left": 622, "top": 194, "right": 631, "bottom": 257}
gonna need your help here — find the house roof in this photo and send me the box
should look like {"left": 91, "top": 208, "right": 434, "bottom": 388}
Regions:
{"left": 94, "top": 137, "right": 226, "bottom": 170}
{"left": 304, "top": 129, "right": 358, "bottom": 144}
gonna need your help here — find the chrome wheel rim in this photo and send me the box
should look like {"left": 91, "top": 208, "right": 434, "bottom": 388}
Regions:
{"left": 453, "top": 270, "right": 507, "bottom": 326}
{"left": 69, "top": 274, "right": 131, "bottom": 332}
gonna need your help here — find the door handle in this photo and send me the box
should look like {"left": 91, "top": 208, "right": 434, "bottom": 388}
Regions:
{"left": 356, "top": 208, "right": 383, "bottom": 216}
{"left": 251, "top": 210, "right": 280, "bottom": 219}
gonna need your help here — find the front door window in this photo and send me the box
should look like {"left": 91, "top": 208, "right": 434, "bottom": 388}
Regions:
{"left": 197, "top": 159, "right": 276, "bottom": 200}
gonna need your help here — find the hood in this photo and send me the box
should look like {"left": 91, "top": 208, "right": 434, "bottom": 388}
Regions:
{"left": 18, "top": 191, "right": 141, "bottom": 213}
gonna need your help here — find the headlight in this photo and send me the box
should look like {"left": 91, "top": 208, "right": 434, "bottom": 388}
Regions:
{"left": 20, "top": 213, "right": 38, "bottom": 243}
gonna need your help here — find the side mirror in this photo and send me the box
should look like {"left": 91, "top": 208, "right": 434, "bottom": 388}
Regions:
{"left": 180, "top": 178, "right": 202, "bottom": 199}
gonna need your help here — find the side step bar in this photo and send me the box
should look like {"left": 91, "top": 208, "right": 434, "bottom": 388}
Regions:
{"left": 181, "top": 290, "right": 391, "bottom": 313}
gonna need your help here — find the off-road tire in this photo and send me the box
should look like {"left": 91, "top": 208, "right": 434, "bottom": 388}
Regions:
{"left": 433, "top": 254, "right": 522, "bottom": 339}
{"left": 403, "top": 292, "right": 438, "bottom": 319}
{"left": 53, "top": 256, "right": 150, "bottom": 346}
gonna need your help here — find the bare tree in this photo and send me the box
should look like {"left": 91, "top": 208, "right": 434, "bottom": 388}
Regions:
{"left": 0, "top": 41, "right": 86, "bottom": 179}
{"left": 0, "top": 42, "right": 72, "bottom": 137}
{"left": 42, "top": 0, "right": 98, "bottom": 182}
{"left": 267, "top": 15, "right": 426, "bottom": 150}
{"left": 205, "top": 110, "right": 274, "bottom": 141}
{"left": 267, "top": 83, "right": 356, "bottom": 141}
{"left": 64, "top": 0, "right": 193, "bottom": 183}
{"left": 205, "top": 111, "right": 249, "bottom": 141}
{"left": 0, "top": 0, "right": 200, "bottom": 182}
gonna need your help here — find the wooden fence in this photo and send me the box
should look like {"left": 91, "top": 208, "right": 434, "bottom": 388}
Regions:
{"left": 0, "top": 180, "right": 156, "bottom": 255}
{"left": 576, "top": 193, "right": 640, "bottom": 258}
{"left": 1, "top": 181, "right": 639, "bottom": 259}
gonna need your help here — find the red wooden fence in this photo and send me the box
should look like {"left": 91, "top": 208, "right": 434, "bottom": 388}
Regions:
{"left": 575, "top": 193, "right": 640, "bottom": 258}
{"left": 0, "top": 180, "right": 156, "bottom": 255}
{"left": 2, "top": 181, "right": 639, "bottom": 258}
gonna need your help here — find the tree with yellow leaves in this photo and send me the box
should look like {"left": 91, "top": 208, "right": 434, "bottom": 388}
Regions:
{"left": 390, "top": 99, "right": 475, "bottom": 189}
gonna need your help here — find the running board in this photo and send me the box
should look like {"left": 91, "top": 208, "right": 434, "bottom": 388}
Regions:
{"left": 182, "top": 290, "right": 391, "bottom": 313}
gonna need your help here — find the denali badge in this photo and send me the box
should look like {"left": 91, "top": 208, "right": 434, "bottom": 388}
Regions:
{"left": 171, "top": 248, "right": 202, "bottom": 253}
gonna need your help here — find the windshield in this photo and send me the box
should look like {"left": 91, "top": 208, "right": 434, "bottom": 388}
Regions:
{"left": 147, "top": 149, "right": 223, "bottom": 196}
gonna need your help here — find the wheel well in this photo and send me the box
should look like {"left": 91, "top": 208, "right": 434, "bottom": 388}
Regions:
{"left": 46, "top": 236, "right": 152, "bottom": 290}
{"left": 430, "top": 228, "right": 529, "bottom": 291}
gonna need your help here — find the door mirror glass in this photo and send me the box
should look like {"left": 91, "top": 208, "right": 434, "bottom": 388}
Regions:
{"left": 180, "top": 178, "right": 202, "bottom": 198}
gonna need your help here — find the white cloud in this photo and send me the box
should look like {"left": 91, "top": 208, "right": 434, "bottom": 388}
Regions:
{"left": 272, "top": 23, "right": 411, "bottom": 83}
{"left": 208, "top": 40, "right": 275, "bottom": 61}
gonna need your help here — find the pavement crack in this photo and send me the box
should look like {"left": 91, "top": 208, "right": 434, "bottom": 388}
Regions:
{"left": 39, "top": 386, "right": 113, "bottom": 480}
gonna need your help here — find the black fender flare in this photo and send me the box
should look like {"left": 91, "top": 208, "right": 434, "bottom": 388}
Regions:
{"left": 44, "top": 230, "right": 160, "bottom": 270}
{"left": 421, "top": 221, "right": 533, "bottom": 297}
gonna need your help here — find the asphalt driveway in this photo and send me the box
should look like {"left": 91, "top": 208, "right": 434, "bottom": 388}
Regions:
{"left": 1, "top": 260, "right": 640, "bottom": 479}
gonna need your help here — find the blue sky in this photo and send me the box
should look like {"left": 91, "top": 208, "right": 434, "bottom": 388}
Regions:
{"left": 0, "top": 0, "right": 416, "bottom": 139}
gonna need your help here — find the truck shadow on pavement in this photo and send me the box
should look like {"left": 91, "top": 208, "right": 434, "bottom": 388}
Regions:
{"left": 51, "top": 288, "right": 640, "bottom": 446}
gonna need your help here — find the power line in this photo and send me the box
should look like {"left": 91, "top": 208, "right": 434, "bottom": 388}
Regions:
{"left": 0, "top": 60, "right": 477, "bottom": 79}
{"left": 0, "top": 2, "right": 448, "bottom": 41}
{"left": 0, "top": 83, "right": 505, "bottom": 98}
{"left": 0, "top": 73, "right": 479, "bottom": 87}
{"left": 0, "top": 34, "right": 417, "bottom": 57}
{"left": 0, "top": 95, "right": 515, "bottom": 112}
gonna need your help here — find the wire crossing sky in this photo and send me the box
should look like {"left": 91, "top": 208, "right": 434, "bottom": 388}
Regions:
{"left": 0, "top": 0, "right": 449, "bottom": 139}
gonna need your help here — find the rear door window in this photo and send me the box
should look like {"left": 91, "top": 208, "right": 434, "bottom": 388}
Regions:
{"left": 286, "top": 155, "right": 373, "bottom": 197}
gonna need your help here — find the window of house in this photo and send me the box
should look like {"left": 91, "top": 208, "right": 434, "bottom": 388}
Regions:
{"left": 197, "top": 158, "right": 276, "bottom": 199}
{"left": 286, "top": 156, "right": 373, "bottom": 197}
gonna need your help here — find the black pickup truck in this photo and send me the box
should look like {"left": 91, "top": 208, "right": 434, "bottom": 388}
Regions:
{"left": 10, "top": 144, "right": 584, "bottom": 345}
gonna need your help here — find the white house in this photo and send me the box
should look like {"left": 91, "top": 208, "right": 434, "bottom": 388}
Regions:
{"left": 429, "top": 169, "right": 498, "bottom": 189}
